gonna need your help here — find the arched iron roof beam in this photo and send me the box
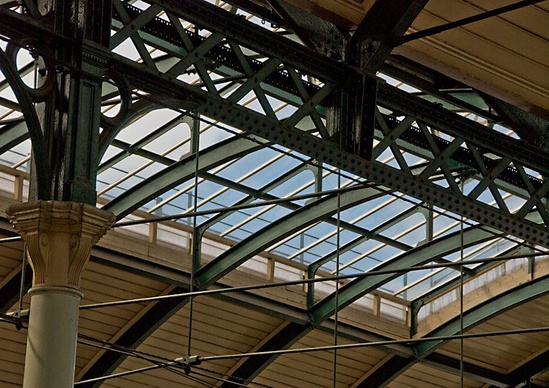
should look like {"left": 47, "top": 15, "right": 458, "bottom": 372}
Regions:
{"left": 309, "top": 227, "right": 497, "bottom": 323}
{"left": 78, "top": 243, "right": 413, "bottom": 386}
{"left": 0, "top": 47, "right": 48, "bottom": 197}
{"left": 0, "top": 119, "right": 29, "bottom": 155}
{"left": 359, "top": 274, "right": 549, "bottom": 387}
{"left": 195, "top": 185, "right": 379, "bottom": 288}
{"left": 102, "top": 136, "right": 268, "bottom": 219}
{"left": 107, "top": 51, "right": 549, "bottom": 247}
{"left": 219, "top": 226, "right": 495, "bottom": 386}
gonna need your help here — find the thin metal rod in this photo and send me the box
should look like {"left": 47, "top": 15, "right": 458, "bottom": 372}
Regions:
{"left": 332, "top": 168, "right": 341, "bottom": 387}
{"left": 187, "top": 113, "right": 201, "bottom": 357}
{"left": 0, "top": 236, "right": 23, "bottom": 244}
{"left": 72, "top": 325, "right": 549, "bottom": 385}
{"left": 201, "top": 325, "right": 549, "bottom": 362}
{"left": 18, "top": 243, "right": 27, "bottom": 312}
{"left": 459, "top": 183, "right": 465, "bottom": 388}
{"left": 396, "top": 0, "right": 545, "bottom": 45}
{"left": 113, "top": 184, "right": 368, "bottom": 227}
{"left": 74, "top": 359, "right": 184, "bottom": 385}
{"left": 79, "top": 252, "right": 547, "bottom": 310}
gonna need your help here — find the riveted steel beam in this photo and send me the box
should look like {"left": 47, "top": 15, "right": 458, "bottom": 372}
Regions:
{"left": 348, "top": 0, "right": 429, "bottom": 71}
{"left": 104, "top": 50, "right": 549, "bottom": 247}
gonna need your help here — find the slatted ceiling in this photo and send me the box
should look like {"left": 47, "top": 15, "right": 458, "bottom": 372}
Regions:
{"left": 252, "top": 329, "right": 390, "bottom": 388}
{"left": 194, "top": 293, "right": 285, "bottom": 327}
{"left": 420, "top": 1, "right": 548, "bottom": 63}
{"left": 159, "top": 320, "right": 267, "bottom": 353}
{"left": 271, "top": 354, "right": 359, "bottom": 387}
{"left": 338, "top": 305, "right": 410, "bottom": 339}
{"left": 299, "top": 329, "right": 388, "bottom": 368}
{"left": 0, "top": 243, "right": 23, "bottom": 280}
{"left": 497, "top": 4, "right": 549, "bottom": 39}
{"left": 389, "top": 362, "right": 485, "bottom": 388}
{"left": 78, "top": 310, "right": 130, "bottom": 336}
{"left": 0, "top": 365, "right": 23, "bottom": 387}
{"left": 79, "top": 291, "right": 143, "bottom": 319}
{"left": 255, "top": 367, "right": 331, "bottom": 388}
{"left": 439, "top": 339, "right": 517, "bottom": 372}
{"left": 103, "top": 361, "right": 207, "bottom": 388}
{"left": 398, "top": 0, "right": 549, "bottom": 115}
{"left": 83, "top": 261, "right": 168, "bottom": 296}
{"left": 76, "top": 346, "right": 101, "bottom": 369}
{"left": 0, "top": 326, "right": 26, "bottom": 387}
{"left": 105, "top": 295, "right": 284, "bottom": 387}
{"left": 438, "top": 329, "right": 547, "bottom": 371}
{"left": 538, "top": 2, "right": 549, "bottom": 12}
{"left": 437, "top": 296, "right": 549, "bottom": 372}
{"left": 414, "top": 13, "right": 547, "bottom": 81}
{"left": 103, "top": 353, "right": 229, "bottom": 387}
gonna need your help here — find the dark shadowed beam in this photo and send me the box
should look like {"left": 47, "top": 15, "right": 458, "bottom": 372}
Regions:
{"left": 0, "top": 119, "right": 29, "bottom": 155}
{"left": 348, "top": 0, "right": 429, "bottom": 71}
{"left": 0, "top": 264, "right": 31, "bottom": 313}
{"left": 266, "top": 0, "right": 347, "bottom": 60}
{"left": 481, "top": 93, "right": 549, "bottom": 151}
{"left": 221, "top": 321, "right": 310, "bottom": 387}
{"left": 0, "top": 220, "right": 29, "bottom": 313}
{"left": 423, "top": 353, "right": 510, "bottom": 387}
{"left": 76, "top": 285, "right": 190, "bottom": 388}
{"left": 506, "top": 347, "right": 549, "bottom": 387}
{"left": 357, "top": 352, "right": 546, "bottom": 388}
{"left": 355, "top": 354, "right": 412, "bottom": 387}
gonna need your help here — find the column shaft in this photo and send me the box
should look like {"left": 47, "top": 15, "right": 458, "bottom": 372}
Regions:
{"left": 23, "top": 287, "right": 83, "bottom": 387}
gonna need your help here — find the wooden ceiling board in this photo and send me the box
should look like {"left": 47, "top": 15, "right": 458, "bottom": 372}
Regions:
{"left": 285, "top": 0, "right": 549, "bottom": 116}
{"left": 399, "top": 2, "right": 549, "bottom": 117}
{"left": 105, "top": 295, "right": 284, "bottom": 387}
{"left": 299, "top": 329, "right": 389, "bottom": 369}
{"left": 252, "top": 327, "right": 390, "bottom": 387}
{"left": 0, "top": 325, "right": 26, "bottom": 387}
{"left": 416, "top": 1, "right": 548, "bottom": 65}
{"left": 439, "top": 338, "right": 522, "bottom": 372}
{"left": 437, "top": 295, "right": 549, "bottom": 373}
{"left": 102, "top": 359, "right": 212, "bottom": 388}
{"left": 389, "top": 361, "right": 485, "bottom": 388}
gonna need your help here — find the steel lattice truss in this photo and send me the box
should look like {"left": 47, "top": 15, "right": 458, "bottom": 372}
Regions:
{"left": 0, "top": 0, "right": 549, "bottom": 387}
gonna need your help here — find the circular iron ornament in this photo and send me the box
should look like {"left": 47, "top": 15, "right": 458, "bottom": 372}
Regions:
{"left": 6, "top": 40, "right": 56, "bottom": 102}
{"left": 99, "top": 71, "right": 132, "bottom": 128}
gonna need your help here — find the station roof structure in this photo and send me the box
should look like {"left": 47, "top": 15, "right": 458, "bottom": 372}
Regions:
{"left": 0, "top": 0, "right": 548, "bottom": 387}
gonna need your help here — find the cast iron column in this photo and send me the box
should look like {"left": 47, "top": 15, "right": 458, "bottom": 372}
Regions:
{"left": 3, "top": 1, "right": 114, "bottom": 385}
{"left": 7, "top": 201, "right": 114, "bottom": 388}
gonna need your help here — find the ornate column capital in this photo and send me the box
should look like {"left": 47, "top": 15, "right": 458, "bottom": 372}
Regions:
{"left": 7, "top": 200, "right": 115, "bottom": 288}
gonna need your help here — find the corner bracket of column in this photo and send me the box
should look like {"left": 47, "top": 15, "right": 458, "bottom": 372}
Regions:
{"left": 6, "top": 200, "right": 115, "bottom": 289}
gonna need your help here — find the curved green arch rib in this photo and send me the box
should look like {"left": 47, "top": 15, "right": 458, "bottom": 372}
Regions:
{"left": 415, "top": 274, "right": 549, "bottom": 357}
{"left": 309, "top": 227, "right": 497, "bottom": 323}
{"left": 0, "top": 48, "right": 48, "bottom": 197}
{"left": 195, "top": 185, "right": 381, "bottom": 288}
{"left": 102, "top": 136, "right": 267, "bottom": 219}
